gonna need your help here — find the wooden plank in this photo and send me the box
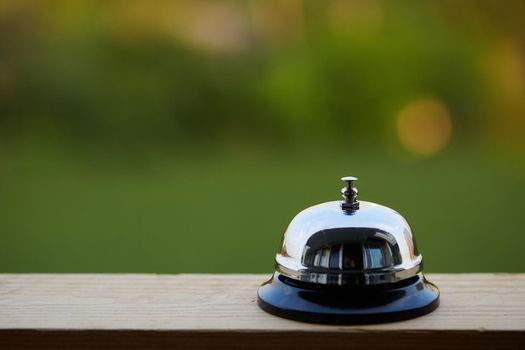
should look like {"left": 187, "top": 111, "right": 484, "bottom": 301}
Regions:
{"left": 0, "top": 274, "right": 524, "bottom": 349}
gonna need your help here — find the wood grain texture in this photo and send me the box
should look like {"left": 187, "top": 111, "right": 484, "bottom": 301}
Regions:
{"left": 0, "top": 274, "right": 524, "bottom": 349}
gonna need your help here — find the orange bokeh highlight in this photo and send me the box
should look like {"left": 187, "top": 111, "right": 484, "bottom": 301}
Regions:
{"left": 396, "top": 98, "right": 453, "bottom": 156}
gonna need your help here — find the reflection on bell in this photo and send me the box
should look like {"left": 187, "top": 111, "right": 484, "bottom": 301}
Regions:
{"left": 257, "top": 176, "right": 439, "bottom": 324}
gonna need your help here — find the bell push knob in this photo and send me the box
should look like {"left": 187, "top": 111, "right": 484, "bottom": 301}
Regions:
{"left": 341, "top": 176, "right": 359, "bottom": 211}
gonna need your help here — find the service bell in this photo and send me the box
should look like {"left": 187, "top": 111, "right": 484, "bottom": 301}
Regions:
{"left": 257, "top": 176, "right": 439, "bottom": 324}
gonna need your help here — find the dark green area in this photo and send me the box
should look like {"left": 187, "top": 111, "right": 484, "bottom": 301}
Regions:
{"left": 1, "top": 147, "right": 523, "bottom": 273}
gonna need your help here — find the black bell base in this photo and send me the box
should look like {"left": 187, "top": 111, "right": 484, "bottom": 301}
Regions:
{"left": 257, "top": 272, "right": 439, "bottom": 325}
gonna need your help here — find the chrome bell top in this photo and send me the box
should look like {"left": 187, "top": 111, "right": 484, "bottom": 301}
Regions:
{"left": 275, "top": 177, "right": 422, "bottom": 286}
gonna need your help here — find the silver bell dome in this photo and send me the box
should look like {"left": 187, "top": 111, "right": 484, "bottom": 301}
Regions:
{"left": 275, "top": 176, "right": 422, "bottom": 286}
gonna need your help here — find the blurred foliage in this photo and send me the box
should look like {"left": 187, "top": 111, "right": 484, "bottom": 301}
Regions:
{"left": 0, "top": 0, "right": 524, "bottom": 273}
{"left": 2, "top": 0, "right": 524, "bottom": 151}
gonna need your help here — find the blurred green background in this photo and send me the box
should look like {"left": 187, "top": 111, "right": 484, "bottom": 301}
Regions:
{"left": 0, "top": 0, "right": 524, "bottom": 273}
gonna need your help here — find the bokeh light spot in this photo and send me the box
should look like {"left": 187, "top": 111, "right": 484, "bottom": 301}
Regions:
{"left": 396, "top": 98, "right": 453, "bottom": 156}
